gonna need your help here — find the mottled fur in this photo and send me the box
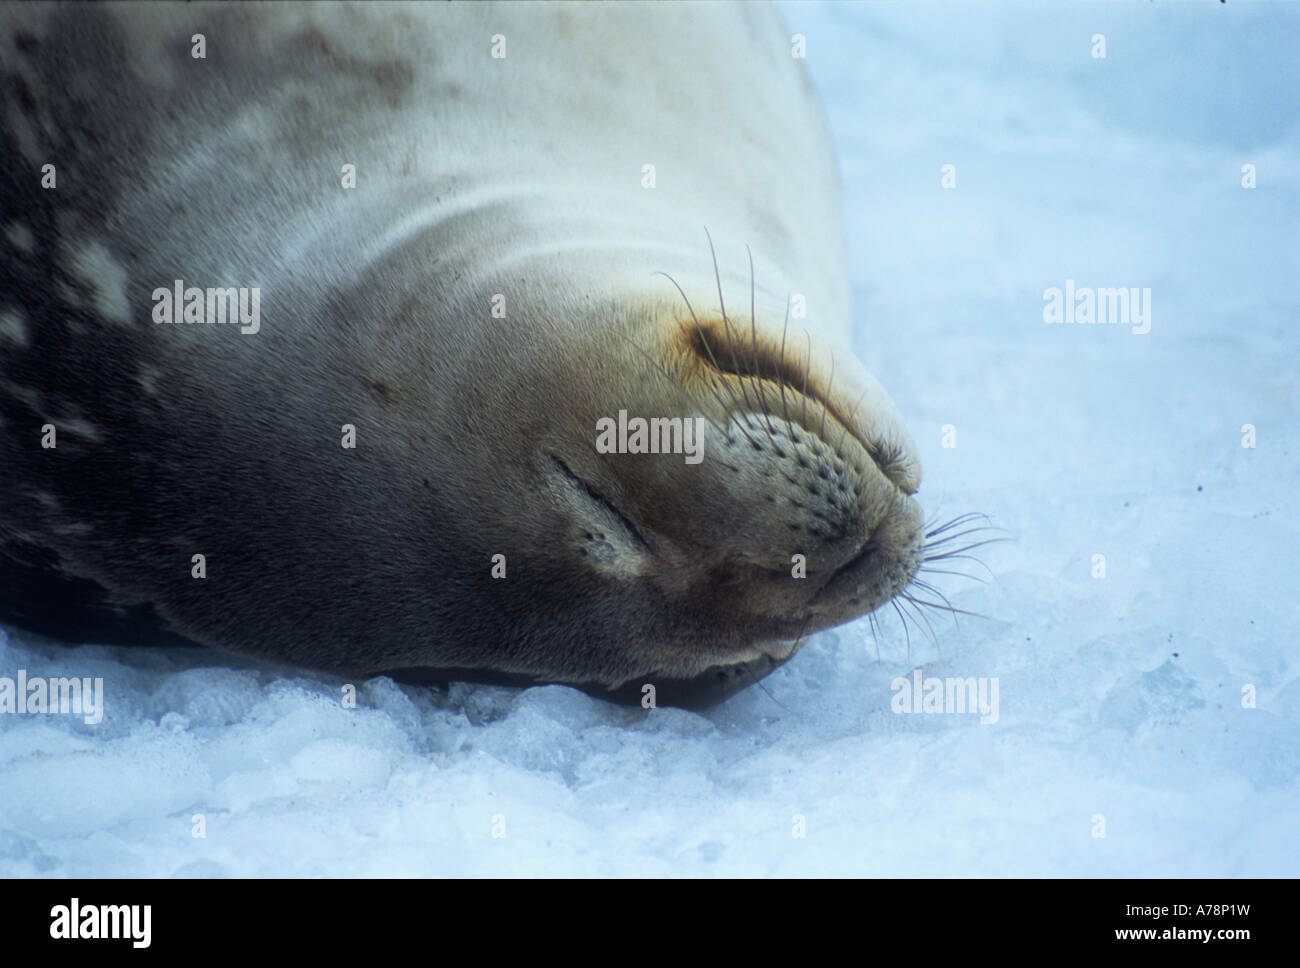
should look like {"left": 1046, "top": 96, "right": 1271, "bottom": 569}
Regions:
{"left": 1, "top": 2, "right": 924, "bottom": 703}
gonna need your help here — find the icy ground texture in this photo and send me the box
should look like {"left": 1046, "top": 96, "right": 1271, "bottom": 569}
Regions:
{"left": 2, "top": 2, "right": 1297, "bottom": 875}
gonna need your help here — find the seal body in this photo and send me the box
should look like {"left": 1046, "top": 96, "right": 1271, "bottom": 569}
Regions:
{"left": 0, "top": 1, "right": 924, "bottom": 706}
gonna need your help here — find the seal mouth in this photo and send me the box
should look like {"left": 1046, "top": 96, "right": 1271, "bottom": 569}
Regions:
{"left": 824, "top": 538, "right": 880, "bottom": 588}
{"left": 812, "top": 519, "right": 921, "bottom": 610}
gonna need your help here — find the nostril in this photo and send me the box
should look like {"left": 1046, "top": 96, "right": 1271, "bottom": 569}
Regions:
{"left": 685, "top": 317, "right": 809, "bottom": 392}
{"left": 858, "top": 435, "right": 922, "bottom": 495}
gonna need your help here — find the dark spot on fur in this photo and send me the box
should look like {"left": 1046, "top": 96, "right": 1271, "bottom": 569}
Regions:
{"left": 371, "top": 60, "right": 415, "bottom": 106}
{"left": 8, "top": 74, "right": 36, "bottom": 117}
{"left": 287, "top": 26, "right": 415, "bottom": 110}
{"left": 362, "top": 376, "right": 396, "bottom": 404}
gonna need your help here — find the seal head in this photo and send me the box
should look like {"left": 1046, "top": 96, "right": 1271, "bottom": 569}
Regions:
{"left": 0, "top": 1, "right": 926, "bottom": 706}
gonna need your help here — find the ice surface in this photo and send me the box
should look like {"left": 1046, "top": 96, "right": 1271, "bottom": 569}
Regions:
{"left": 2, "top": 2, "right": 1297, "bottom": 875}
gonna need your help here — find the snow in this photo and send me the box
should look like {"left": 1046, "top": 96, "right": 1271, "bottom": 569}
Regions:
{"left": 2, "top": 1, "right": 1297, "bottom": 876}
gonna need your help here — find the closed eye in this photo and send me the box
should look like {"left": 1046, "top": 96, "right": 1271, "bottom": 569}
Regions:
{"left": 547, "top": 454, "right": 652, "bottom": 554}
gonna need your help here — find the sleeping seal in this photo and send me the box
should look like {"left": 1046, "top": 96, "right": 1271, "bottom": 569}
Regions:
{"left": 0, "top": 1, "right": 926, "bottom": 707}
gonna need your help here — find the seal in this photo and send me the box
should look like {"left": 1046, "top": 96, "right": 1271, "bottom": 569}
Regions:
{"left": 0, "top": 1, "right": 928, "bottom": 707}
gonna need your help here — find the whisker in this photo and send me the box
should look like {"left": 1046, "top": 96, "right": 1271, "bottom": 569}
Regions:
{"left": 792, "top": 613, "right": 813, "bottom": 652}
{"left": 746, "top": 244, "right": 780, "bottom": 443}
{"left": 924, "top": 552, "right": 996, "bottom": 567}
{"left": 924, "top": 525, "right": 1007, "bottom": 549}
{"left": 834, "top": 383, "right": 871, "bottom": 462}
{"left": 614, "top": 331, "right": 732, "bottom": 442}
{"left": 777, "top": 291, "right": 793, "bottom": 432}
{"left": 924, "top": 537, "right": 1008, "bottom": 561}
{"left": 902, "top": 591, "right": 986, "bottom": 619}
{"left": 900, "top": 595, "right": 939, "bottom": 647}
{"left": 704, "top": 229, "right": 757, "bottom": 418}
{"left": 820, "top": 353, "right": 834, "bottom": 442}
{"left": 919, "top": 565, "right": 991, "bottom": 583}
{"left": 800, "top": 330, "right": 812, "bottom": 428}
{"left": 890, "top": 597, "right": 912, "bottom": 661}
{"left": 909, "top": 578, "right": 958, "bottom": 611}
{"left": 913, "top": 603, "right": 986, "bottom": 620}
{"left": 924, "top": 512, "right": 992, "bottom": 539}
{"left": 756, "top": 679, "right": 793, "bottom": 713}
{"left": 652, "top": 269, "right": 761, "bottom": 448}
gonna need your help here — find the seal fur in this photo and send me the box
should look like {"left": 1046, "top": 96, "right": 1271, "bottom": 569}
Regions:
{"left": 0, "top": 1, "right": 927, "bottom": 706}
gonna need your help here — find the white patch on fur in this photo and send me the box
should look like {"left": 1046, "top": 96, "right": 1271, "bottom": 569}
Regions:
{"left": 32, "top": 491, "right": 60, "bottom": 510}
{"left": 56, "top": 417, "right": 103, "bottom": 443}
{"left": 136, "top": 365, "right": 163, "bottom": 397}
{"left": 64, "top": 239, "right": 132, "bottom": 325}
{"left": 0, "top": 309, "right": 28, "bottom": 346}
{"left": 4, "top": 101, "right": 42, "bottom": 164}
{"left": 2, "top": 381, "right": 39, "bottom": 408}
{"left": 5, "top": 222, "right": 35, "bottom": 255}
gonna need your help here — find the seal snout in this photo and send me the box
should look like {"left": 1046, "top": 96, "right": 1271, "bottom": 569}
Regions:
{"left": 636, "top": 313, "right": 928, "bottom": 639}
{"left": 701, "top": 401, "right": 925, "bottom": 628}
{"left": 679, "top": 314, "right": 922, "bottom": 496}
